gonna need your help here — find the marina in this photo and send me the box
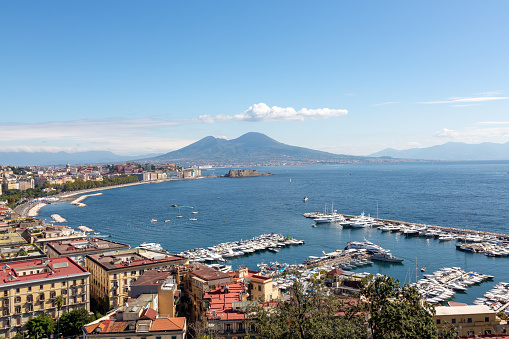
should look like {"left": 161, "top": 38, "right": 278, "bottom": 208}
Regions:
{"left": 36, "top": 162, "right": 509, "bottom": 306}
{"left": 176, "top": 233, "right": 304, "bottom": 263}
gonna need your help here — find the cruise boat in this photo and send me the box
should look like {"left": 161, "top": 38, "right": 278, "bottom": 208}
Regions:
{"left": 138, "top": 242, "right": 164, "bottom": 251}
{"left": 371, "top": 252, "right": 404, "bottom": 263}
{"left": 344, "top": 239, "right": 387, "bottom": 254}
{"left": 350, "top": 212, "right": 376, "bottom": 228}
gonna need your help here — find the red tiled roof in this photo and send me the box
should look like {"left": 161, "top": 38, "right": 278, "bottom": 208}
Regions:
{"left": 204, "top": 282, "right": 246, "bottom": 321}
{"left": 327, "top": 268, "right": 344, "bottom": 276}
{"left": 141, "top": 307, "right": 157, "bottom": 320}
{"left": 448, "top": 301, "right": 468, "bottom": 307}
{"left": 150, "top": 317, "right": 186, "bottom": 332}
{"left": 0, "top": 257, "right": 88, "bottom": 285}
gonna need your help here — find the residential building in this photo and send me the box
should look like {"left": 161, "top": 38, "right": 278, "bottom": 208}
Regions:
{"left": 86, "top": 249, "right": 188, "bottom": 307}
{"left": 0, "top": 257, "right": 90, "bottom": 339}
{"left": 204, "top": 282, "right": 254, "bottom": 338}
{"left": 83, "top": 296, "right": 186, "bottom": 339}
{"left": 232, "top": 267, "right": 279, "bottom": 302}
{"left": 434, "top": 304, "right": 509, "bottom": 336}
{"left": 130, "top": 269, "right": 180, "bottom": 318}
{"left": 46, "top": 238, "right": 130, "bottom": 267}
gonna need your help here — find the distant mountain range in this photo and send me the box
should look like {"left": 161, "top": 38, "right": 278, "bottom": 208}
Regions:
{"left": 141, "top": 132, "right": 369, "bottom": 166}
{"left": 370, "top": 142, "right": 509, "bottom": 161}
{"left": 0, "top": 151, "right": 162, "bottom": 167}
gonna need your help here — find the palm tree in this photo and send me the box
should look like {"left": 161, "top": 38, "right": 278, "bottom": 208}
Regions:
{"left": 55, "top": 295, "right": 64, "bottom": 338}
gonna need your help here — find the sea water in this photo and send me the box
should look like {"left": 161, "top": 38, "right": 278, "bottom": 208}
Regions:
{"left": 37, "top": 161, "right": 509, "bottom": 304}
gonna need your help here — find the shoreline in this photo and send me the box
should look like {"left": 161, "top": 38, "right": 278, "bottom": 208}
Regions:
{"left": 18, "top": 176, "right": 205, "bottom": 218}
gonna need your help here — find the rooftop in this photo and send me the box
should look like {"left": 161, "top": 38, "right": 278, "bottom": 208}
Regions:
{"left": 46, "top": 238, "right": 130, "bottom": 256}
{"left": 435, "top": 305, "right": 494, "bottom": 316}
{"left": 131, "top": 269, "right": 174, "bottom": 287}
{"left": 0, "top": 232, "right": 27, "bottom": 246}
{"left": 87, "top": 248, "right": 188, "bottom": 271}
{"left": 204, "top": 282, "right": 246, "bottom": 321}
{"left": 192, "top": 265, "right": 232, "bottom": 282}
{"left": 0, "top": 257, "right": 89, "bottom": 285}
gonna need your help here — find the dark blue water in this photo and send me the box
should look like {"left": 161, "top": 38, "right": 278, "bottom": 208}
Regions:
{"left": 38, "top": 161, "right": 509, "bottom": 304}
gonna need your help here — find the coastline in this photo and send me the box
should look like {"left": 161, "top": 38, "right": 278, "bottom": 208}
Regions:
{"left": 17, "top": 176, "right": 204, "bottom": 218}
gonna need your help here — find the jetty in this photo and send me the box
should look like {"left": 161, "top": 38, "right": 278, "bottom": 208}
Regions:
{"left": 70, "top": 192, "right": 102, "bottom": 206}
{"left": 304, "top": 212, "right": 509, "bottom": 241}
{"left": 77, "top": 225, "right": 94, "bottom": 232}
{"left": 50, "top": 214, "right": 67, "bottom": 223}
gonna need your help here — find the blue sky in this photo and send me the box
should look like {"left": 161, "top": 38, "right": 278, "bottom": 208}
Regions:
{"left": 1, "top": 1, "right": 508, "bottom": 156}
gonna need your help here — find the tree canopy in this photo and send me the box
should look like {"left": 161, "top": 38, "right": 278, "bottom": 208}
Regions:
{"left": 26, "top": 313, "right": 55, "bottom": 338}
{"left": 59, "top": 308, "right": 95, "bottom": 336}
{"left": 249, "top": 275, "right": 437, "bottom": 339}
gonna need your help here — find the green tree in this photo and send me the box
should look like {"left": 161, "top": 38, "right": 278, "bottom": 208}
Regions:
{"left": 55, "top": 295, "right": 64, "bottom": 337}
{"left": 26, "top": 314, "right": 55, "bottom": 338}
{"left": 249, "top": 280, "right": 368, "bottom": 339}
{"left": 360, "top": 275, "right": 437, "bottom": 339}
{"left": 59, "top": 308, "right": 95, "bottom": 336}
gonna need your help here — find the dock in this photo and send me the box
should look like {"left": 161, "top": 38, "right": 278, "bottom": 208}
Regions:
{"left": 303, "top": 212, "right": 509, "bottom": 241}
{"left": 70, "top": 192, "right": 102, "bottom": 205}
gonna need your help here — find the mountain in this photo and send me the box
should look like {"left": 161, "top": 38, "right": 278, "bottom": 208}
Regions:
{"left": 0, "top": 151, "right": 162, "bottom": 167}
{"left": 369, "top": 142, "right": 509, "bottom": 161}
{"left": 142, "top": 132, "right": 367, "bottom": 166}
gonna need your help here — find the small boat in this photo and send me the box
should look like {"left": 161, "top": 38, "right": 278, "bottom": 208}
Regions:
{"left": 312, "top": 224, "right": 316, "bottom": 228}
{"left": 176, "top": 215, "right": 183, "bottom": 218}
{"left": 191, "top": 211, "right": 198, "bottom": 214}
{"left": 150, "top": 219, "right": 157, "bottom": 223}
{"left": 268, "top": 247, "right": 279, "bottom": 253}
{"left": 171, "top": 204, "right": 178, "bottom": 207}
{"left": 303, "top": 197, "right": 308, "bottom": 202}
{"left": 165, "top": 220, "right": 171, "bottom": 223}
{"left": 421, "top": 267, "right": 427, "bottom": 272}
{"left": 189, "top": 218, "right": 198, "bottom": 221}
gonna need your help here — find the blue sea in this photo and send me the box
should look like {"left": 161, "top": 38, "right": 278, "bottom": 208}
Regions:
{"left": 38, "top": 161, "right": 509, "bottom": 304}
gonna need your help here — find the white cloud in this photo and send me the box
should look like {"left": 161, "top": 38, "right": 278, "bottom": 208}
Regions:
{"left": 372, "top": 101, "right": 397, "bottom": 107}
{"left": 419, "top": 96, "right": 508, "bottom": 104}
{"left": 434, "top": 127, "right": 509, "bottom": 143}
{"left": 196, "top": 103, "right": 347, "bottom": 123}
{"left": 477, "top": 121, "right": 509, "bottom": 125}
{"left": 0, "top": 118, "right": 193, "bottom": 155}
{"left": 407, "top": 142, "right": 421, "bottom": 147}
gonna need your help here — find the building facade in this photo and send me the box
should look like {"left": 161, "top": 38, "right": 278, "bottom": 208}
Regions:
{"left": 0, "top": 257, "right": 90, "bottom": 339}
{"left": 86, "top": 249, "right": 188, "bottom": 307}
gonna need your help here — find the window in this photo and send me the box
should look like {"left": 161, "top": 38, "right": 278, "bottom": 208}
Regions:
{"left": 258, "top": 286, "right": 261, "bottom": 291}
{"left": 171, "top": 336, "right": 177, "bottom": 339}
{"left": 27, "top": 295, "right": 33, "bottom": 302}
{"left": 485, "top": 316, "right": 489, "bottom": 322}
{"left": 62, "top": 281, "right": 66, "bottom": 286}
{"left": 131, "top": 271, "right": 136, "bottom": 276}
{"left": 2, "top": 309, "right": 8, "bottom": 316}
{"left": 40, "top": 284, "right": 44, "bottom": 290}
{"left": 16, "top": 288, "right": 20, "bottom": 293}
{"left": 436, "top": 319, "right": 440, "bottom": 325}
{"left": 16, "top": 317, "right": 21, "bottom": 325}
{"left": 3, "top": 291, "right": 6, "bottom": 297}
{"left": 156, "top": 337, "right": 162, "bottom": 339}
{"left": 27, "top": 286, "right": 32, "bottom": 292}
{"left": 62, "top": 289, "right": 67, "bottom": 295}
{"left": 467, "top": 318, "right": 472, "bottom": 323}
{"left": 27, "top": 304, "right": 33, "bottom": 312}
{"left": 15, "top": 296, "right": 21, "bottom": 303}
{"left": 40, "top": 293, "right": 45, "bottom": 301}
{"left": 81, "top": 279, "right": 85, "bottom": 284}
{"left": 51, "top": 283, "right": 55, "bottom": 288}
{"left": 452, "top": 318, "right": 456, "bottom": 324}
{"left": 15, "top": 306, "right": 21, "bottom": 314}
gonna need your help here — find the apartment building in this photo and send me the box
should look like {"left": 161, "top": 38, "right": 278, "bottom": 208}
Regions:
{"left": 0, "top": 257, "right": 90, "bottom": 339}
{"left": 86, "top": 249, "right": 188, "bottom": 307}
{"left": 434, "top": 304, "right": 509, "bottom": 336}
{"left": 46, "top": 238, "right": 130, "bottom": 267}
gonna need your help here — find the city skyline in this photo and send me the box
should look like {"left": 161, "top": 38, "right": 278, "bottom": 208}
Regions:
{"left": 1, "top": 1, "right": 508, "bottom": 156}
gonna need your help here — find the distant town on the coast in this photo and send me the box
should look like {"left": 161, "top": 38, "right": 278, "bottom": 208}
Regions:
{"left": 2, "top": 145, "right": 509, "bottom": 338}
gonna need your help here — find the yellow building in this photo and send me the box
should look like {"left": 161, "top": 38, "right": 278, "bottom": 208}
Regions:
{"left": 0, "top": 257, "right": 90, "bottom": 339}
{"left": 233, "top": 267, "right": 279, "bottom": 302}
{"left": 434, "top": 305, "right": 509, "bottom": 336}
{"left": 85, "top": 248, "right": 188, "bottom": 307}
